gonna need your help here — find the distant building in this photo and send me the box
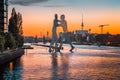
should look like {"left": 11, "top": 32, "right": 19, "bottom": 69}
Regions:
{"left": 106, "top": 34, "right": 120, "bottom": 46}
{"left": 59, "top": 32, "right": 74, "bottom": 43}
{"left": 24, "top": 36, "right": 35, "bottom": 43}
{"left": 95, "top": 34, "right": 111, "bottom": 45}
{"left": 75, "top": 30, "right": 88, "bottom": 35}
{"left": 74, "top": 30, "right": 88, "bottom": 42}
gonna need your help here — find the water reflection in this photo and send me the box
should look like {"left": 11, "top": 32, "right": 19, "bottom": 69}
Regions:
{"left": 51, "top": 53, "right": 69, "bottom": 80}
{"left": 61, "top": 53, "right": 69, "bottom": 80}
{"left": 0, "top": 58, "right": 23, "bottom": 80}
{"left": 0, "top": 65, "right": 6, "bottom": 80}
{"left": 51, "top": 54, "right": 58, "bottom": 80}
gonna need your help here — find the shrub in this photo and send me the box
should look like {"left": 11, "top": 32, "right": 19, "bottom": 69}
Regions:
{"left": 0, "top": 35, "right": 5, "bottom": 53}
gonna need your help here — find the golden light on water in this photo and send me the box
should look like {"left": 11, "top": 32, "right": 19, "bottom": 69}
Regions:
{"left": 10, "top": 62, "right": 13, "bottom": 71}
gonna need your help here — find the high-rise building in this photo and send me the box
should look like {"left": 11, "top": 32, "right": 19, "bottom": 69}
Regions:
{"left": 0, "top": 0, "right": 4, "bottom": 31}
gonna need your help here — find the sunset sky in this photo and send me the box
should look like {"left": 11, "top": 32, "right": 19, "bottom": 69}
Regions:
{"left": 8, "top": 0, "right": 120, "bottom": 37}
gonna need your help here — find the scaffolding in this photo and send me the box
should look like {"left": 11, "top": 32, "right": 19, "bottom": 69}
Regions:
{"left": 0, "top": 0, "right": 4, "bottom": 31}
{"left": 4, "top": 0, "right": 9, "bottom": 32}
{"left": 0, "top": 0, "right": 8, "bottom": 33}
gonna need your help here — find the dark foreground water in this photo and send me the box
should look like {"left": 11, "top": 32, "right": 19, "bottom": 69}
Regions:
{"left": 0, "top": 44, "right": 120, "bottom": 80}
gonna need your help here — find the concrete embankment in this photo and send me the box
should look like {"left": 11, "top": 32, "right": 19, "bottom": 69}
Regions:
{"left": 0, "top": 49, "right": 24, "bottom": 66}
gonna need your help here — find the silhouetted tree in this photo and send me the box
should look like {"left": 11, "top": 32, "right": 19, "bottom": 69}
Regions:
{"left": 4, "top": 32, "right": 16, "bottom": 50}
{"left": 8, "top": 8, "right": 23, "bottom": 47}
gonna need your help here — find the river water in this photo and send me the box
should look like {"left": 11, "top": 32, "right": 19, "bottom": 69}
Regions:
{"left": 0, "top": 44, "right": 120, "bottom": 80}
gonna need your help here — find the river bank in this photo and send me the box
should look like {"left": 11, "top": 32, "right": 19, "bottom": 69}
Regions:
{"left": 0, "top": 49, "right": 24, "bottom": 66}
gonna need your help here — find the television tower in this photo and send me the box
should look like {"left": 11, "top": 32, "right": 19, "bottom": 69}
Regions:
{"left": 81, "top": 15, "right": 84, "bottom": 31}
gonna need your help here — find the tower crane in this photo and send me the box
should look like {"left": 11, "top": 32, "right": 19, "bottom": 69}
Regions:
{"left": 99, "top": 24, "right": 109, "bottom": 34}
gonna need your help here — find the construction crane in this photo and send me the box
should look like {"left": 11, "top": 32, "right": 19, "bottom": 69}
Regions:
{"left": 99, "top": 24, "right": 109, "bottom": 34}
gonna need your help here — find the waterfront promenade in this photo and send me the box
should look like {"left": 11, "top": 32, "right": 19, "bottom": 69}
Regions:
{"left": 0, "top": 44, "right": 120, "bottom": 80}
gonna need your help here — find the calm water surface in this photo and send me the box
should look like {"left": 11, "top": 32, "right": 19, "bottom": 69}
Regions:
{"left": 0, "top": 45, "right": 120, "bottom": 80}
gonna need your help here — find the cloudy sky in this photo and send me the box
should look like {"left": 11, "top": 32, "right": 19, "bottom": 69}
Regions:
{"left": 8, "top": 0, "right": 120, "bottom": 37}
